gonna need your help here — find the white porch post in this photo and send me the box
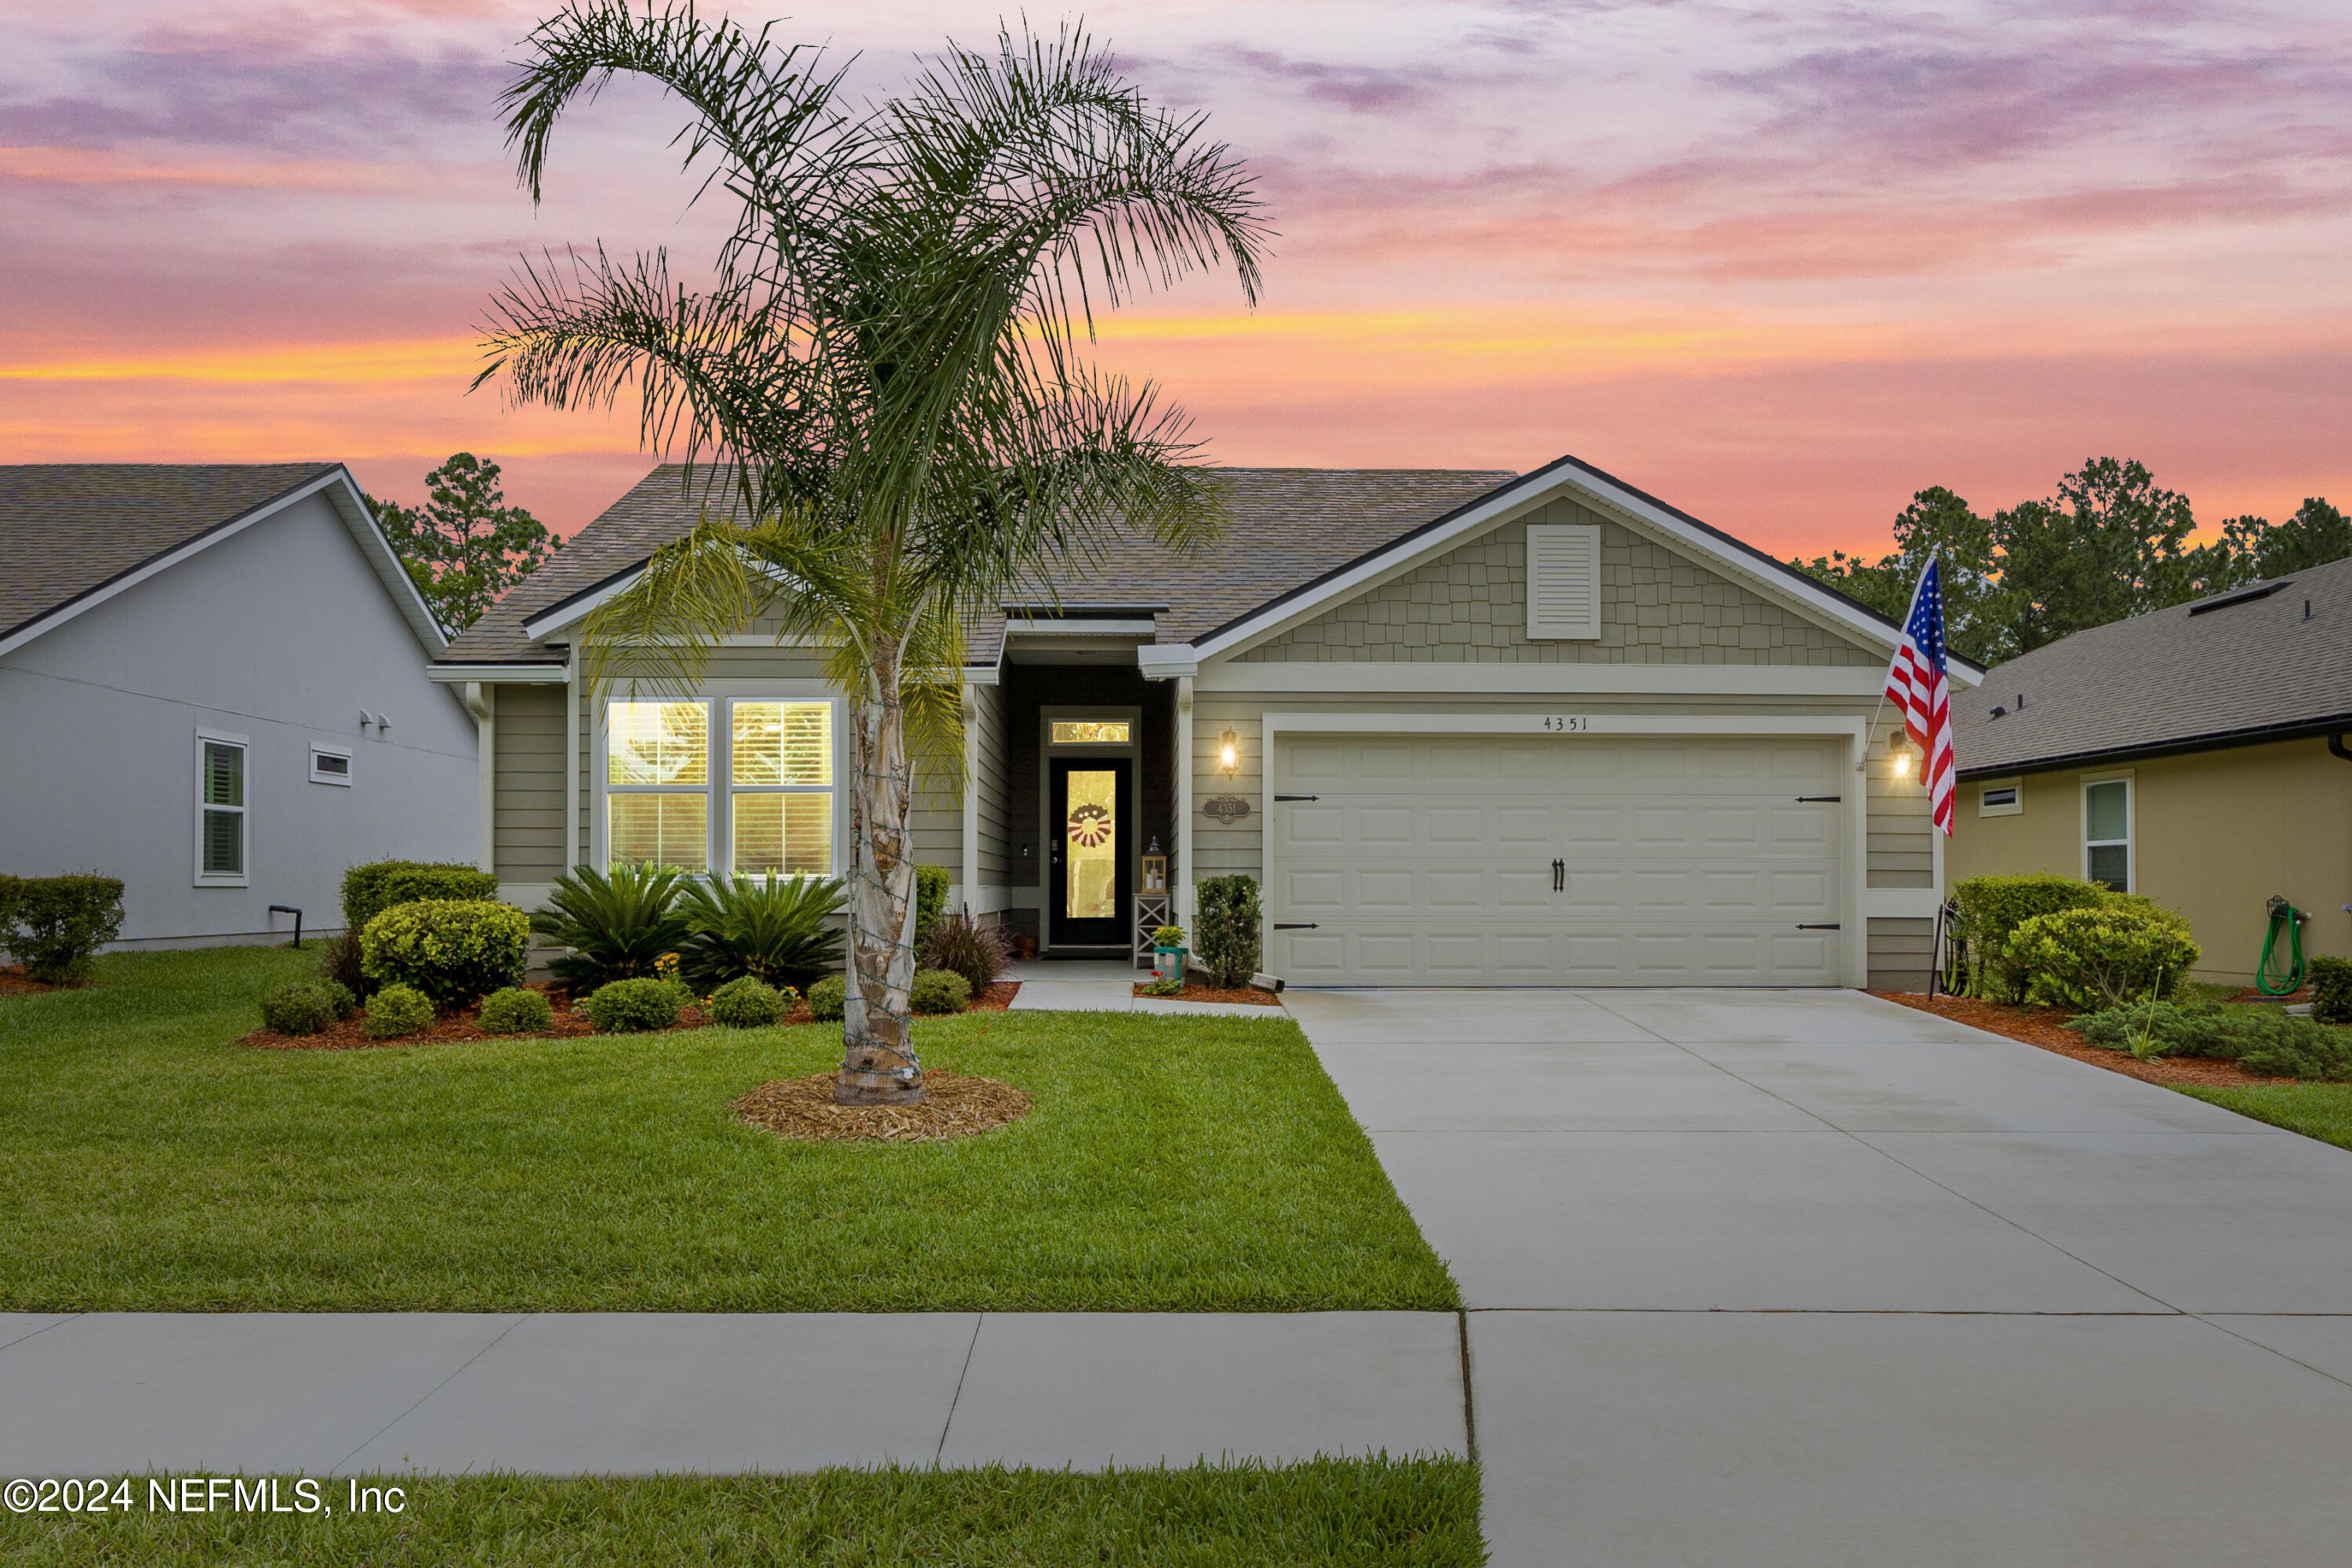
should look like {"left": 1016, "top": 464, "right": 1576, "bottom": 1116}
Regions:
{"left": 465, "top": 682, "right": 495, "bottom": 874}
{"left": 563, "top": 655, "right": 580, "bottom": 877}
{"left": 960, "top": 681, "right": 980, "bottom": 915}
{"left": 1174, "top": 674, "right": 1195, "bottom": 929}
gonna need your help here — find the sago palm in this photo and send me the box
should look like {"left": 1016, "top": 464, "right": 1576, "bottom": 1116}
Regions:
{"left": 477, "top": 2, "right": 1268, "bottom": 1102}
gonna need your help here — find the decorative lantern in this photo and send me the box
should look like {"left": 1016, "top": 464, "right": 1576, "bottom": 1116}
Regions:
{"left": 1142, "top": 836, "right": 1167, "bottom": 894}
{"left": 1219, "top": 728, "right": 1240, "bottom": 778}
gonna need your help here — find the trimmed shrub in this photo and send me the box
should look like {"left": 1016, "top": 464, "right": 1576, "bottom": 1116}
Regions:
{"left": 2, "top": 873, "right": 126, "bottom": 985}
{"left": 677, "top": 873, "right": 844, "bottom": 993}
{"left": 918, "top": 912, "right": 1010, "bottom": 997}
{"left": 913, "top": 864, "right": 951, "bottom": 951}
{"left": 2241, "top": 1022, "right": 2352, "bottom": 1082}
{"left": 477, "top": 986, "right": 554, "bottom": 1036}
{"left": 341, "top": 861, "right": 499, "bottom": 935}
{"left": 362, "top": 899, "right": 530, "bottom": 1007}
{"left": 909, "top": 968, "right": 972, "bottom": 1015}
{"left": 1952, "top": 874, "right": 2114, "bottom": 1002}
{"left": 1196, "top": 874, "right": 1262, "bottom": 989}
{"left": 808, "top": 975, "right": 847, "bottom": 1022}
{"left": 530, "top": 864, "right": 695, "bottom": 993}
{"left": 362, "top": 982, "right": 435, "bottom": 1040}
{"left": 579, "top": 976, "right": 690, "bottom": 1033}
{"left": 259, "top": 979, "right": 357, "bottom": 1036}
{"left": 706, "top": 976, "right": 786, "bottom": 1029}
{"left": 2007, "top": 904, "right": 2198, "bottom": 1011}
{"left": 2310, "top": 956, "right": 2352, "bottom": 1025}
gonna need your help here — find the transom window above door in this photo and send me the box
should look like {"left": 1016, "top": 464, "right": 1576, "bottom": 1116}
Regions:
{"left": 604, "top": 698, "right": 834, "bottom": 877}
{"left": 1051, "top": 720, "right": 1130, "bottom": 744}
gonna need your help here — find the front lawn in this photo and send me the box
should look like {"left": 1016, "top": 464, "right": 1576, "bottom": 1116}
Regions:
{"left": 0, "top": 1458, "right": 1486, "bottom": 1566}
{"left": 2175, "top": 1083, "right": 2352, "bottom": 1152}
{"left": 0, "top": 947, "right": 1456, "bottom": 1312}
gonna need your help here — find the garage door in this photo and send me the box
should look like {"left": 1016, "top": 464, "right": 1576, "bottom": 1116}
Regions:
{"left": 1268, "top": 733, "right": 1845, "bottom": 985}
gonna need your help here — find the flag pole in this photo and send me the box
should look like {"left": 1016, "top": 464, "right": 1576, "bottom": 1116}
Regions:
{"left": 1862, "top": 554, "right": 1938, "bottom": 773}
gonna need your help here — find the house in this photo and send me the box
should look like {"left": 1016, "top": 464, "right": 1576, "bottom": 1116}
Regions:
{"left": 0, "top": 463, "right": 477, "bottom": 948}
{"left": 1947, "top": 559, "right": 2352, "bottom": 986}
{"left": 432, "top": 453, "right": 1984, "bottom": 989}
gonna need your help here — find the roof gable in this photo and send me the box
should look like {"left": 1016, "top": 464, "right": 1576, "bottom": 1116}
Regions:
{"left": 0, "top": 463, "right": 446, "bottom": 658}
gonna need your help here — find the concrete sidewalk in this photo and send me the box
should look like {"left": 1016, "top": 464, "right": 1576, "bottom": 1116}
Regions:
{"left": 0, "top": 1311, "right": 1465, "bottom": 1478}
{"left": 1005, "top": 958, "right": 1288, "bottom": 1019}
{"left": 1288, "top": 986, "right": 2352, "bottom": 1568}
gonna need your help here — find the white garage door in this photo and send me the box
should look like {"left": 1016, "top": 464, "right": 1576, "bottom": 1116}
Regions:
{"left": 1269, "top": 733, "right": 1846, "bottom": 985}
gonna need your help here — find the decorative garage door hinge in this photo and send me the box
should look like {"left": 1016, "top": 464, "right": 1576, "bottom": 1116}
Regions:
{"left": 1273, "top": 793, "right": 1319, "bottom": 801}
{"left": 1795, "top": 794, "right": 1843, "bottom": 802}
{"left": 1795, "top": 923, "right": 1842, "bottom": 930}
{"left": 1273, "top": 923, "right": 1319, "bottom": 930}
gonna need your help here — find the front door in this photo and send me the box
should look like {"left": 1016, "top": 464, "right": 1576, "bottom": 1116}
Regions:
{"left": 1049, "top": 757, "right": 1133, "bottom": 949}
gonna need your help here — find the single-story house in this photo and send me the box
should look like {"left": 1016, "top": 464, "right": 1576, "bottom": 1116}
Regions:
{"left": 432, "top": 453, "right": 1983, "bottom": 989}
{"left": 1947, "top": 557, "right": 2352, "bottom": 986}
{"left": 0, "top": 464, "right": 478, "bottom": 948}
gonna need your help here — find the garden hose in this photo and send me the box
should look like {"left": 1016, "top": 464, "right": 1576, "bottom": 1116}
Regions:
{"left": 2257, "top": 895, "right": 2307, "bottom": 996}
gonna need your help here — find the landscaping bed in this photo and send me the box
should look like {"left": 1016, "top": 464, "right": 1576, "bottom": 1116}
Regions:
{"left": 1875, "top": 992, "right": 2285, "bottom": 1087}
{"left": 1134, "top": 979, "right": 1283, "bottom": 1006}
{"left": 0, "top": 948, "right": 1454, "bottom": 1312}
{"left": 0, "top": 1458, "right": 1484, "bottom": 1568}
{"left": 0, "top": 966, "right": 56, "bottom": 996}
{"left": 735, "top": 1070, "right": 1031, "bottom": 1142}
{"left": 240, "top": 978, "right": 1022, "bottom": 1049}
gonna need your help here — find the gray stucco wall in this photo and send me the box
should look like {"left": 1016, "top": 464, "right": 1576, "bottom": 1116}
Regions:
{"left": 1237, "top": 500, "right": 1882, "bottom": 666}
{"left": 0, "top": 492, "right": 476, "bottom": 945}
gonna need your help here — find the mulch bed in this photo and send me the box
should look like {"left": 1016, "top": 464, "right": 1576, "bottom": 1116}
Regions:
{"left": 1131, "top": 980, "right": 1283, "bottom": 1006}
{"left": 733, "top": 1072, "right": 1031, "bottom": 1142}
{"left": 1874, "top": 991, "right": 2288, "bottom": 1088}
{"left": 240, "top": 978, "right": 1022, "bottom": 1050}
{"left": 0, "top": 967, "right": 59, "bottom": 996}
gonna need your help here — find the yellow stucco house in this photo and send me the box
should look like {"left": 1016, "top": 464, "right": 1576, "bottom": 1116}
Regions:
{"left": 1947, "top": 557, "right": 2352, "bottom": 986}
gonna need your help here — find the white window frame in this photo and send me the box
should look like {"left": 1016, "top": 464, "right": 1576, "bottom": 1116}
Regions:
{"left": 310, "top": 745, "right": 354, "bottom": 787}
{"left": 1978, "top": 777, "right": 2023, "bottom": 817}
{"left": 194, "top": 728, "right": 250, "bottom": 887}
{"left": 592, "top": 686, "right": 845, "bottom": 879}
{"left": 2082, "top": 771, "right": 2134, "bottom": 893}
{"left": 723, "top": 696, "right": 840, "bottom": 878}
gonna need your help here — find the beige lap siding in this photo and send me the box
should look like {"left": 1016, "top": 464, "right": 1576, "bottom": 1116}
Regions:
{"left": 491, "top": 683, "right": 568, "bottom": 884}
{"left": 970, "top": 681, "right": 1011, "bottom": 886}
{"left": 1865, "top": 916, "right": 1936, "bottom": 993}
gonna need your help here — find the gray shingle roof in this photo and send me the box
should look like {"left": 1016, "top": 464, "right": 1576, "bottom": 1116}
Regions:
{"left": 1955, "top": 554, "right": 2352, "bottom": 776}
{"left": 440, "top": 465, "right": 1520, "bottom": 666}
{"left": 0, "top": 463, "right": 340, "bottom": 643}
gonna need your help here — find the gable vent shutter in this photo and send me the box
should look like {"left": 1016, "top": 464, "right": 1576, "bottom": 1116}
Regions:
{"left": 1525, "top": 523, "right": 1601, "bottom": 640}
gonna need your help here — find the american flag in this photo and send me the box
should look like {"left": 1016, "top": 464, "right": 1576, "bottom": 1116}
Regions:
{"left": 1886, "top": 557, "right": 1955, "bottom": 834}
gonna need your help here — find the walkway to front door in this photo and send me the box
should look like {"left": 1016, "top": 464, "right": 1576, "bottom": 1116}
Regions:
{"left": 1286, "top": 986, "right": 2352, "bottom": 1567}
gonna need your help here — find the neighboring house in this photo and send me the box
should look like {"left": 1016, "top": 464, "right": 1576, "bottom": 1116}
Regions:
{"left": 1947, "top": 559, "right": 2352, "bottom": 986}
{"left": 0, "top": 464, "right": 477, "bottom": 948}
{"left": 433, "top": 453, "right": 1984, "bottom": 989}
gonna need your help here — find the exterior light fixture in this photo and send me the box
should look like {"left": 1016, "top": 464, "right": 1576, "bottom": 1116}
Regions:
{"left": 1890, "top": 739, "right": 1915, "bottom": 779}
{"left": 1219, "top": 728, "right": 1239, "bottom": 778}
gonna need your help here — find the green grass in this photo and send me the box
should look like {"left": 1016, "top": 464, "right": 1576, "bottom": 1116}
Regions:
{"left": 0, "top": 1459, "right": 1486, "bottom": 1566}
{"left": 0, "top": 947, "right": 1456, "bottom": 1312}
{"left": 2176, "top": 1083, "right": 2352, "bottom": 1151}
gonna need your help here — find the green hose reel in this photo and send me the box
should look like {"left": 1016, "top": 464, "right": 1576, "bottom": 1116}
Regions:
{"left": 2258, "top": 895, "right": 2308, "bottom": 996}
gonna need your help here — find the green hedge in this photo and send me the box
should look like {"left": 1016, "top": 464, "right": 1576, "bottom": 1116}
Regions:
{"left": 913, "top": 864, "right": 950, "bottom": 950}
{"left": 361, "top": 899, "right": 530, "bottom": 1007}
{"left": 2309, "top": 956, "right": 2352, "bottom": 1025}
{"left": 2009, "top": 904, "right": 2199, "bottom": 1010}
{"left": 341, "top": 861, "right": 499, "bottom": 935}
{"left": 579, "top": 977, "right": 691, "bottom": 1033}
{"left": 1951, "top": 874, "right": 2114, "bottom": 1002}
{"left": 0, "top": 873, "right": 126, "bottom": 985}
{"left": 1196, "top": 875, "right": 1262, "bottom": 989}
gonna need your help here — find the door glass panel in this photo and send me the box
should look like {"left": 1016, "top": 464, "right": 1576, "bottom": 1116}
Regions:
{"left": 2085, "top": 781, "right": 2127, "bottom": 841}
{"left": 1051, "top": 721, "right": 1130, "bottom": 744}
{"left": 1064, "top": 769, "right": 1119, "bottom": 920}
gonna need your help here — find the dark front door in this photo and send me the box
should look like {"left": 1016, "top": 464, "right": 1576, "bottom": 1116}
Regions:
{"left": 1049, "top": 757, "right": 1132, "bottom": 949}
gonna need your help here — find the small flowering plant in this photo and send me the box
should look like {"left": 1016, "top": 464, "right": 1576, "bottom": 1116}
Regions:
{"left": 1152, "top": 925, "right": 1186, "bottom": 949}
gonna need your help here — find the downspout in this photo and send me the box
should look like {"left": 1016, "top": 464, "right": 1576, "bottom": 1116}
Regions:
{"left": 2329, "top": 734, "right": 2352, "bottom": 764}
{"left": 464, "top": 682, "right": 495, "bottom": 877}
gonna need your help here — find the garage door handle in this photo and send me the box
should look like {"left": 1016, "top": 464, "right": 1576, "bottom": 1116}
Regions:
{"left": 1795, "top": 794, "right": 1842, "bottom": 803}
{"left": 1552, "top": 857, "right": 1564, "bottom": 891}
{"left": 1273, "top": 922, "right": 1319, "bottom": 930}
{"left": 1274, "top": 794, "right": 1319, "bottom": 801}
{"left": 1796, "top": 922, "right": 1842, "bottom": 930}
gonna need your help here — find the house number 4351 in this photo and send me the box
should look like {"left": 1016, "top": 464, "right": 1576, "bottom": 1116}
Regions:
{"left": 1542, "top": 716, "right": 1589, "bottom": 732}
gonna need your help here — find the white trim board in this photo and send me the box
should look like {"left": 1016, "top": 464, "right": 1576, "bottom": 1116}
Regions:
{"left": 1260, "top": 710, "right": 1872, "bottom": 987}
{"left": 429, "top": 664, "right": 569, "bottom": 684}
{"left": 2, "top": 466, "right": 447, "bottom": 661}
{"left": 1196, "top": 662, "right": 1889, "bottom": 696}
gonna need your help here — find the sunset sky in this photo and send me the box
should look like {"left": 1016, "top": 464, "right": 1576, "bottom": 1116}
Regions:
{"left": 5, "top": 0, "right": 2347, "bottom": 556}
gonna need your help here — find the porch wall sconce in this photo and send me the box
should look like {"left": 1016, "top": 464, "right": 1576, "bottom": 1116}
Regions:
{"left": 1218, "top": 728, "right": 1240, "bottom": 779}
{"left": 1889, "top": 737, "right": 1915, "bottom": 779}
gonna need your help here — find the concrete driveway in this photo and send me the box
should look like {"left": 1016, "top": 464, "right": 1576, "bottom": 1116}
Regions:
{"left": 1287, "top": 987, "right": 2352, "bottom": 1568}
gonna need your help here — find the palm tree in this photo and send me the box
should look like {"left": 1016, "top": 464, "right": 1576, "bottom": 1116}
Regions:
{"left": 478, "top": 3, "right": 1268, "bottom": 1103}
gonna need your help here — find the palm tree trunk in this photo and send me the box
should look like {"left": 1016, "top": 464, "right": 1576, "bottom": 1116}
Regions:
{"left": 837, "top": 648, "right": 924, "bottom": 1105}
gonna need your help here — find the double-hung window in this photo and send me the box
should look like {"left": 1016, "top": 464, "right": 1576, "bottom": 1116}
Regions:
{"left": 195, "top": 731, "right": 248, "bottom": 884}
{"left": 728, "top": 701, "right": 833, "bottom": 876}
{"left": 604, "top": 698, "right": 835, "bottom": 876}
{"left": 607, "top": 702, "right": 711, "bottom": 872}
{"left": 2084, "top": 777, "right": 2132, "bottom": 892}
